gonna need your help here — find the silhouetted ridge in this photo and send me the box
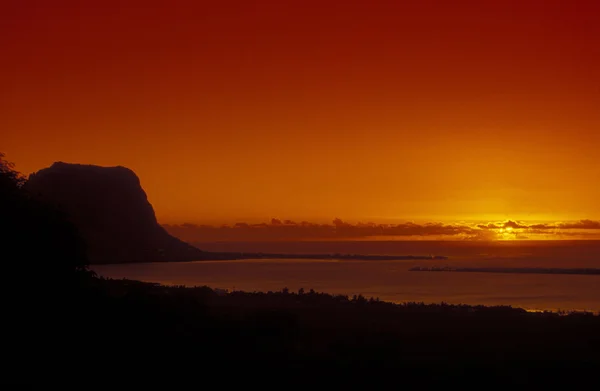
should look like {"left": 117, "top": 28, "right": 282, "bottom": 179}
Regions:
{"left": 26, "top": 162, "right": 205, "bottom": 264}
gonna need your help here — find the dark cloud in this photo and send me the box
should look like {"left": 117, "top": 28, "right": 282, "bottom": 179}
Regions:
{"left": 521, "top": 220, "right": 600, "bottom": 230}
{"left": 558, "top": 220, "right": 600, "bottom": 229}
{"left": 529, "top": 224, "right": 556, "bottom": 230}
{"left": 478, "top": 220, "right": 527, "bottom": 230}
{"left": 476, "top": 220, "right": 600, "bottom": 231}
{"left": 164, "top": 219, "right": 482, "bottom": 242}
{"left": 504, "top": 220, "right": 528, "bottom": 229}
{"left": 478, "top": 223, "right": 501, "bottom": 229}
{"left": 163, "top": 219, "right": 600, "bottom": 242}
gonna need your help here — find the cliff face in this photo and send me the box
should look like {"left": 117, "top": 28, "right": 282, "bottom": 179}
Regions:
{"left": 25, "top": 162, "right": 205, "bottom": 264}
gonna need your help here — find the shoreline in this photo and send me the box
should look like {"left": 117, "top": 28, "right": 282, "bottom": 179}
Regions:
{"left": 94, "top": 252, "right": 449, "bottom": 265}
{"left": 409, "top": 266, "right": 600, "bottom": 275}
{"left": 95, "top": 277, "right": 600, "bottom": 316}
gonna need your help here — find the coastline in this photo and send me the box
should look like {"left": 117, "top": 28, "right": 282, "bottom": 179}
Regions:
{"left": 95, "top": 252, "right": 449, "bottom": 265}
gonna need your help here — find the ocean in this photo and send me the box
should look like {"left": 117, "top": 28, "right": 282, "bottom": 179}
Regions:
{"left": 92, "top": 240, "right": 600, "bottom": 312}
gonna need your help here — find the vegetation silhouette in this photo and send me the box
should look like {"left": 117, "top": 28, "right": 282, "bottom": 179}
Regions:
{"left": 2, "top": 153, "right": 599, "bottom": 386}
{"left": 1, "top": 153, "right": 89, "bottom": 280}
{"left": 2, "top": 153, "right": 93, "bottom": 383}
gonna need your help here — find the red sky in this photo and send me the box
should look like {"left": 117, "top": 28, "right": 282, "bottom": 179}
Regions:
{"left": 2, "top": 0, "right": 600, "bottom": 229}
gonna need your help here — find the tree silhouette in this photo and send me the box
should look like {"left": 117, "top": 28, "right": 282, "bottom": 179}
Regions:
{"left": 2, "top": 153, "right": 93, "bottom": 380}
{"left": 1, "top": 153, "right": 89, "bottom": 284}
{"left": 0, "top": 152, "right": 26, "bottom": 189}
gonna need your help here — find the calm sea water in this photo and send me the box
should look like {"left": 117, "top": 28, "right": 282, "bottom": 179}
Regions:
{"left": 92, "top": 241, "right": 600, "bottom": 312}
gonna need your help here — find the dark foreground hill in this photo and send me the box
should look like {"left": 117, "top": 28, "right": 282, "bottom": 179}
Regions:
{"left": 14, "top": 277, "right": 600, "bottom": 386}
{"left": 25, "top": 162, "right": 205, "bottom": 264}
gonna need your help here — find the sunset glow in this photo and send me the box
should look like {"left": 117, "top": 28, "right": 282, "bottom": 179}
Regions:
{"left": 4, "top": 2, "right": 600, "bottom": 383}
{"left": 2, "top": 0, "right": 599, "bottom": 238}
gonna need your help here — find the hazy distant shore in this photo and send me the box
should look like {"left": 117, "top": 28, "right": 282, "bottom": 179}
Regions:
{"left": 199, "top": 252, "right": 448, "bottom": 261}
{"left": 409, "top": 266, "right": 600, "bottom": 275}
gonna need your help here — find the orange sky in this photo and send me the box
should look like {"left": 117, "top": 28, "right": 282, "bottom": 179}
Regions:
{"left": 2, "top": 0, "right": 600, "bottom": 226}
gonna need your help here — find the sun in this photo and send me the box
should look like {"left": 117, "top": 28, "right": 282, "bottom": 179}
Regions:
{"left": 498, "top": 226, "right": 515, "bottom": 240}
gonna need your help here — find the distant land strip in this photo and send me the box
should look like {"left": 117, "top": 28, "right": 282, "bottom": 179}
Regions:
{"left": 200, "top": 252, "right": 449, "bottom": 261}
{"left": 409, "top": 266, "right": 600, "bottom": 276}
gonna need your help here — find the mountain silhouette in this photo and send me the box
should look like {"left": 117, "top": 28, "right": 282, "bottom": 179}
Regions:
{"left": 26, "top": 162, "right": 205, "bottom": 264}
{"left": 23, "top": 162, "right": 447, "bottom": 264}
